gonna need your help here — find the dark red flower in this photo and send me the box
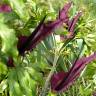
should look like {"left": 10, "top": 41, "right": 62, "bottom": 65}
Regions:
{"left": 17, "top": 15, "right": 46, "bottom": 55}
{"left": 60, "top": 12, "right": 82, "bottom": 40}
{"left": 51, "top": 52, "right": 96, "bottom": 92}
{"left": 0, "top": 4, "right": 12, "bottom": 13}
{"left": 67, "top": 12, "right": 82, "bottom": 38}
{"left": 17, "top": 2, "right": 72, "bottom": 55}
{"left": 58, "top": 1, "right": 72, "bottom": 23}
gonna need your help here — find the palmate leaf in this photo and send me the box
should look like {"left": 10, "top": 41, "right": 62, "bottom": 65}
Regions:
{"left": 43, "top": 34, "right": 55, "bottom": 50}
{"left": 0, "top": 23, "right": 18, "bottom": 57}
{"left": 26, "top": 67, "right": 43, "bottom": 83}
{"left": 8, "top": 69, "right": 23, "bottom": 96}
{"left": 17, "top": 69, "right": 35, "bottom": 96}
{"left": 8, "top": 67, "right": 37, "bottom": 96}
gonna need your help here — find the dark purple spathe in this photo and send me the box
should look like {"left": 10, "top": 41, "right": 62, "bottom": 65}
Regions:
{"left": 60, "top": 12, "right": 82, "bottom": 40}
{"left": 51, "top": 52, "right": 96, "bottom": 92}
{"left": 7, "top": 2, "right": 72, "bottom": 67}
{"left": 17, "top": 2, "right": 72, "bottom": 55}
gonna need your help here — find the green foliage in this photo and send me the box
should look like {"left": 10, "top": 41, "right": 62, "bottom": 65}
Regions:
{"left": 0, "top": 0, "right": 96, "bottom": 96}
{"left": 8, "top": 0, "right": 29, "bottom": 21}
{"left": 8, "top": 67, "right": 37, "bottom": 96}
{"left": 0, "top": 23, "right": 18, "bottom": 57}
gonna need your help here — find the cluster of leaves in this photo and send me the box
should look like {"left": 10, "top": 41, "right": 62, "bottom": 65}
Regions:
{"left": 0, "top": 0, "right": 96, "bottom": 96}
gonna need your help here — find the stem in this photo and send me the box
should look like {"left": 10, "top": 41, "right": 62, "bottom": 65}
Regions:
{"left": 40, "top": 54, "right": 59, "bottom": 96}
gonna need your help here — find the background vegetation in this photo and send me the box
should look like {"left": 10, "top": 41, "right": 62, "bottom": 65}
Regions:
{"left": 0, "top": 0, "right": 96, "bottom": 96}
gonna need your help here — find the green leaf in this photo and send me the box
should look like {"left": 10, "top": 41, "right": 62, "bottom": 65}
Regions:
{"left": 0, "top": 23, "right": 18, "bottom": 57}
{"left": 43, "top": 35, "right": 55, "bottom": 50}
{"left": 8, "top": 70, "right": 23, "bottom": 96}
{"left": 0, "top": 80, "right": 7, "bottom": 93}
{"left": 8, "top": 0, "right": 29, "bottom": 21}
{"left": 17, "top": 68, "right": 36, "bottom": 96}
{"left": 8, "top": 68, "right": 36, "bottom": 96}
{"left": 0, "top": 62, "right": 7, "bottom": 75}
{"left": 0, "top": 14, "right": 4, "bottom": 23}
{"left": 26, "top": 67, "right": 44, "bottom": 85}
{"left": 79, "top": 85, "right": 92, "bottom": 96}
{"left": 3, "top": 11, "right": 20, "bottom": 24}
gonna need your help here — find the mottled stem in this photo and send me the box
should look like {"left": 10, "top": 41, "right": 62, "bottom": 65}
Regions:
{"left": 40, "top": 54, "right": 59, "bottom": 96}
